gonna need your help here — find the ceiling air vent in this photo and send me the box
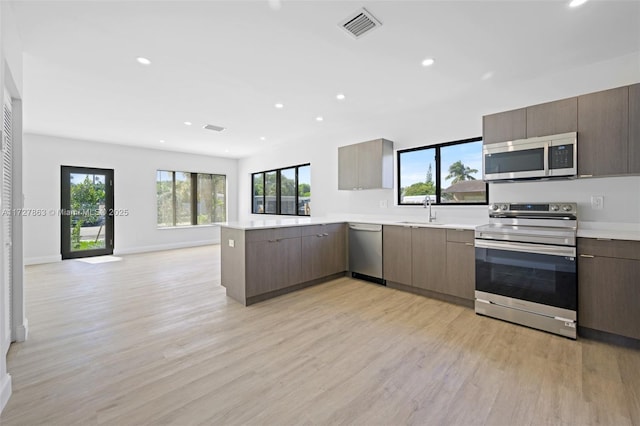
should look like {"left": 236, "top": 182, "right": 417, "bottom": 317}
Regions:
{"left": 203, "top": 124, "right": 225, "bottom": 132}
{"left": 339, "top": 8, "right": 382, "bottom": 39}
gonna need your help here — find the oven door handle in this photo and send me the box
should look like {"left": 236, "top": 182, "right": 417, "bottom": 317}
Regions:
{"left": 474, "top": 239, "right": 576, "bottom": 257}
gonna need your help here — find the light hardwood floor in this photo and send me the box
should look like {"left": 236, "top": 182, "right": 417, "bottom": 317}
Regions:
{"left": 2, "top": 245, "right": 639, "bottom": 425}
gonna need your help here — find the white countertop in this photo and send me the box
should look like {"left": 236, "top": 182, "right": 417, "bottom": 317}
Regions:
{"left": 577, "top": 222, "right": 640, "bottom": 241}
{"left": 222, "top": 217, "right": 640, "bottom": 241}
{"left": 221, "top": 216, "right": 479, "bottom": 231}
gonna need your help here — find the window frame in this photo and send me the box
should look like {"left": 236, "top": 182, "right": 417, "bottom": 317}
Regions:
{"left": 251, "top": 163, "right": 311, "bottom": 216}
{"left": 397, "top": 136, "right": 488, "bottom": 206}
{"left": 156, "top": 170, "right": 227, "bottom": 228}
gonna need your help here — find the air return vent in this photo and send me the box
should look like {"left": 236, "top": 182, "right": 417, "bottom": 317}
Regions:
{"left": 203, "top": 124, "right": 225, "bottom": 132}
{"left": 339, "top": 8, "right": 381, "bottom": 39}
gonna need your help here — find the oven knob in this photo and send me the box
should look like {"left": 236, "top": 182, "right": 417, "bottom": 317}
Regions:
{"left": 500, "top": 204, "right": 508, "bottom": 211}
{"left": 562, "top": 205, "right": 573, "bottom": 212}
{"left": 490, "top": 204, "right": 498, "bottom": 211}
{"left": 550, "top": 204, "right": 559, "bottom": 212}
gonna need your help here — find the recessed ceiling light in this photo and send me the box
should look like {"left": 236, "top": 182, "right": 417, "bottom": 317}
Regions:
{"left": 481, "top": 71, "right": 494, "bottom": 80}
{"left": 316, "top": 116, "right": 324, "bottom": 122}
{"left": 260, "top": 136, "right": 266, "bottom": 141}
{"left": 159, "top": 139, "right": 165, "bottom": 143}
{"left": 421, "top": 58, "right": 435, "bottom": 67}
{"left": 274, "top": 103, "right": 284, "bottom": 109}
{"left": 225, "top": 149, "right": 229, "bottom": 153}
{"left": 136, "top": 57, "right": 151, "bottom": 65}
{"left": 569, "top": 0, "right": 588, "bottom": 7}
{"left": 184, "top": 121, "right": 192, "bottom": 126}
{"left": 336, "top": 93, "right": 346, "bottom": 101}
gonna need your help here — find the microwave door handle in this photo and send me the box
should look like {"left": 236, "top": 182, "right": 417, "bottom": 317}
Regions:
{"left": 544, "top": 142, "right": 549, "bottom": 176}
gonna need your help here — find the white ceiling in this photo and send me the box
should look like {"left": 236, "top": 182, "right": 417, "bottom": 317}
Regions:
{"left": 10, "top": 0, "right": 640, "bottom": 159}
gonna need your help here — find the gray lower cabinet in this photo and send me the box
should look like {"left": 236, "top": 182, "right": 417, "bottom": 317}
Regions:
{"left": 221, "top": 224, "right": 347, "bottom": 305}
{"left": 300, "top": 224, "right": 346, "bottom": 282}
{"left": 578, "top": 238, "right": 640, "bottom": 340}
{"left": 412, "top": 227, "right": 447, "bottom": 293}
{"left": 383, "top": 225, "right": 474, "bottom": 302}
{"left": 445, "top": 229, "right": 475, "bottom": 300}
{"left": 246, "top": 231, "right": 302, "bottom": 297}
{"left": 382, "top": 225, "right": 412, "bottom": 286}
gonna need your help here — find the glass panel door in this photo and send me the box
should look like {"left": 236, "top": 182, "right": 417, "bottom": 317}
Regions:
{"left": 61, "top": 166, "right": 114, "bottom": 259}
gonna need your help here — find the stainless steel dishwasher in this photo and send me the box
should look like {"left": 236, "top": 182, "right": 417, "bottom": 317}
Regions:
{"left": 348, "top": 223, "right": 385, "bottom": 285}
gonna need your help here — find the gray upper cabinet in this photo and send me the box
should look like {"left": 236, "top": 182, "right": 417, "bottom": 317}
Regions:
{"left": 482, "top": 108, "right": 526, "bottom": 144}
{"left": 578, "top": 86, "right": 629, "bottom": 177}
{"left": 338, "top": 138, "right": 393, "bottom": 190}
{"left": 629, "top": 83, "right": 640, "bottom": 174}
{"left": 526, "top": 97, "right": 577, "bottom": 138}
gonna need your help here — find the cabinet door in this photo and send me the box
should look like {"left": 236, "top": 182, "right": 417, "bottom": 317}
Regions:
{"left": 526, "top": 97, "right": 577, "bottom": 138}
{"left": 411, "top": 227, "right": 446, "bottom": 292}
{"left": 629, "top": 83, "right": 640, "bottom": 174}
{"left": 578, "top": 255, "right": 640, "bottom": 340}
{"left": 247, "top": 238, "right": 302, "bottom": 295}
{"left": 301, "top": 226, "right": 346, "bottom": 281}
{"left": 483, "top": 108, "right": 526, "bottom": 144}
{"left": 274, "top": 237, "right": 302, "bottom": 291}
{"left": 325, "top": 225, "right": 346, "bottom": 276}
{"left": 246, "top": 240, "right": 277, "bottom": 297}
{"left": 382, "top": 225, "right": 412, "bottom": 286}
{"left": 357, "top": 140, "right": 382, "bottom": 189}
{"left": 338, "top": 144, "right": 359, "bottom": 190}
{"left": 578, "top": 86, "right": 629, "bottom": 177}
{"left": 445, "top": 241, "right": 475, "bottom": 300}
{"left": 301, "top": 234, "right": 324, "bottom": 282}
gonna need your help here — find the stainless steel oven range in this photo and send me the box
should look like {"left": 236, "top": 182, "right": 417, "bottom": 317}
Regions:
{"left": 474, "top": 202, "right": 578, "bottom": 339}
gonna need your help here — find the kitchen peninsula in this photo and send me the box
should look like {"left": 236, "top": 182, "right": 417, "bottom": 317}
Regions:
{"left": 220, "top": 218, "right": 477, "bottom": 306}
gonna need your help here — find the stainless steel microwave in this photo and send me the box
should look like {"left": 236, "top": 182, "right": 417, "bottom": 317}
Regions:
{"left": 483, "top": 132, "right": 577, "bottom": 182}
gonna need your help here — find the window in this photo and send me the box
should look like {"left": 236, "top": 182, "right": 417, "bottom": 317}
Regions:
{"left": 397, "top": 137, "right": 487, "bottom": 205}
{"left": 157, "top": 171, "right": 226, "bottom": 227}
{"left": 252, "top": 164, "right": 311, "bottom": 216}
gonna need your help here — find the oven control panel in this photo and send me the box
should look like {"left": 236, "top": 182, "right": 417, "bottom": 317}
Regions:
{"left": 489, "top": 202, "right": 577, "bottom": 217}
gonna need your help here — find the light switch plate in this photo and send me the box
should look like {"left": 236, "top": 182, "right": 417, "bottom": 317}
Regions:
{"left": 228, "top": 239, "right": 235, "bottom": 248}
{"left": 379, "top": 200, "right": 388, "bottom": 208}
{"left": 590, "top": 195, "right": 604, "bottom": 210}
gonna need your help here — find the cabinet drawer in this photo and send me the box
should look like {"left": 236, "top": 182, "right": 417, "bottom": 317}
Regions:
{"left": 300, "top": 223, "right": 345, "bottom": 237}
{"left": 245, "top": 227, "right": 302, "bottom": 242}
{"left": 446, "top": 229, "right": 474, "bottom": 244}
{"left": 578, "top": 238, "right": 640, "bottom": 260}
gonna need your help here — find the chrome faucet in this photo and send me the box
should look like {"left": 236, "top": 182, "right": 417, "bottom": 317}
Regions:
{"left": 423, "top": 196, "right": 436, "bottom": 223}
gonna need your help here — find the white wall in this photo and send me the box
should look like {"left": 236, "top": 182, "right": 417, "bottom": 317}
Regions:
{"left": 23, "top": 134, "right": 238, "bottom": 264}
{"left": 238, "top": 53, "right": 640, "bottom": 226}
{"left": 1, "top": 0, "right": 24, "bottom": 414}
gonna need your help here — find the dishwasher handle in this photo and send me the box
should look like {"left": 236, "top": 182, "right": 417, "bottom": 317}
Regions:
{"left": 349, "top": 223, "right": 382, "bottom": 232}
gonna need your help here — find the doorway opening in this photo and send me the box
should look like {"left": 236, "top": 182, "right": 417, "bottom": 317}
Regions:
{"left": 61, "top": 166, "right": 114, "bottom": 259}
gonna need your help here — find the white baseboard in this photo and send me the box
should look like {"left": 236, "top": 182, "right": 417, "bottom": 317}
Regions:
{"left": 13, "top": 319, "right": 28, "bottom": 343}
{"left": 25, "top": 240, "right": 220, "bottom": 265}
{"left": 0, "top": 373, "right": 11, "bottom": 415}
{"left": 24, "top": 255, "right": 61, "bottom": 265}
{"left": 113, "top": 239, "right": 219, "bottom": 256}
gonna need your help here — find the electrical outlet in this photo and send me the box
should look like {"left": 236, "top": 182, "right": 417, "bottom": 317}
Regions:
{"left": 379, "top": 200, "right": 388, "bottom": 208}
{"left": 590, "top": 195, "right": 604, "bottom": 210}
